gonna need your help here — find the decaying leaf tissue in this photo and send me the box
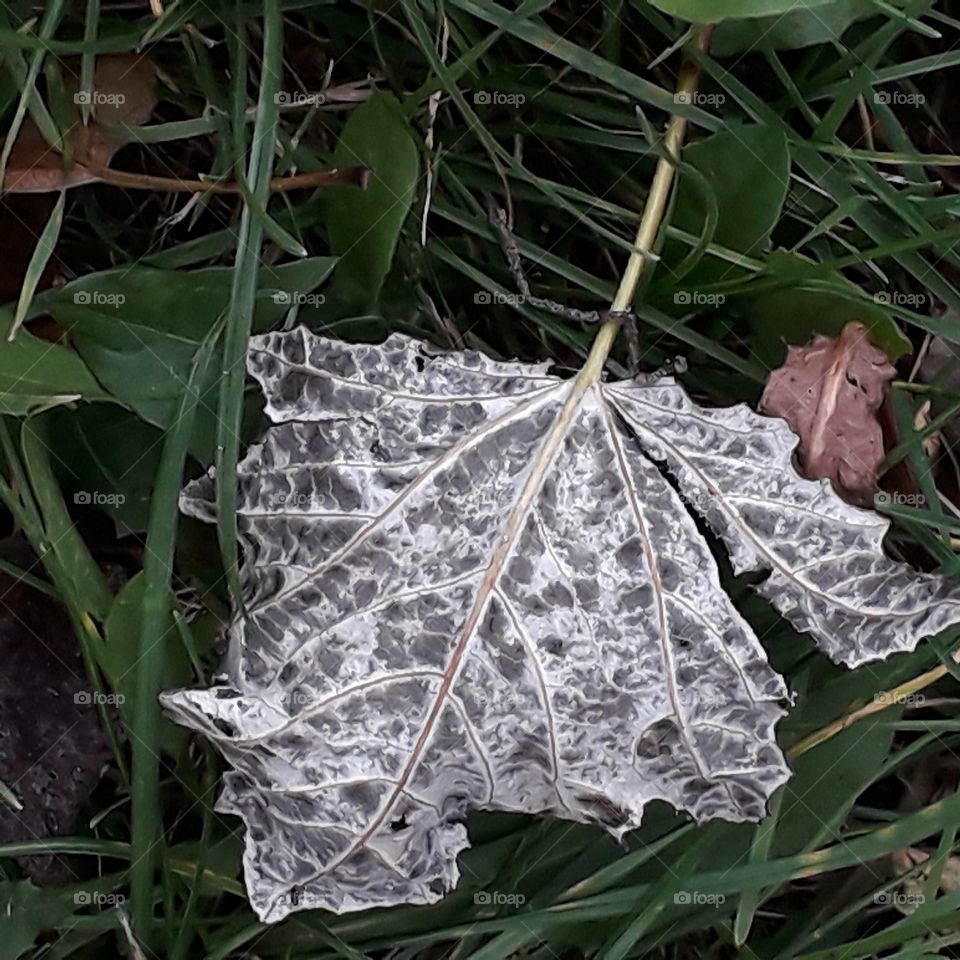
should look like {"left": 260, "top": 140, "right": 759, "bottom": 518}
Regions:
{"left": 161, "top": 329, "right": 960, "bottom": 922}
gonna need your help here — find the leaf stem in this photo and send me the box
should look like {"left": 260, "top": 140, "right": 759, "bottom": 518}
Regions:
{"left": 577, "top": 25, "right": 713, "bottom": 387}
{"left": 15, "top": 163, "right": 372, "bottom": 195}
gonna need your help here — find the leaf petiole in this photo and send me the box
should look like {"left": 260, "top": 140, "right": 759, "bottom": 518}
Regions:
{"left": 579, "top": 24, "right": 714, "bottom": 386}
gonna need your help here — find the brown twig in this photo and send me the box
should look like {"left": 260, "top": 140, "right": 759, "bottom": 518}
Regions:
{"left": 3, "top": 164, "right": 371, "bottom": 195}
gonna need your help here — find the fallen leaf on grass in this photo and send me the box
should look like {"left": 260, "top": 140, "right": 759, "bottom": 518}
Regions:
{"left": 4, "top": 54, "right": 157, "bottom": 194}
{"left": 162, "top": 330, "right": 960, "bottom": 921}
{"left": 759, "top": 322, "right": 895, "bottom": 506}
{"left": 3, "top": 54, "right": 369, "bottom": 195}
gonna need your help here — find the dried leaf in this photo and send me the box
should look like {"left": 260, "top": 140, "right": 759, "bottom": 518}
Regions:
{"left": 162, "top": 330, "right": 960, "bottom": 921}
{"left": 4, "top": 54, "right": 157, "bottom": 194}
{"left": 758, "top": 322, "right": 894, "bottom": 506}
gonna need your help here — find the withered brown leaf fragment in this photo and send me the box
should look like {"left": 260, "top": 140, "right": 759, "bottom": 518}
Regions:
{"left": 4, "top": 54, "right": 158, "bottom": 194}
{"left": 759, "top": 322, "right": 895, "bottom": 506}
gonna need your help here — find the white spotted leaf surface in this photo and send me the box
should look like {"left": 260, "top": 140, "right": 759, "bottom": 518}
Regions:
{"left": 160, "top": 329, "right": 960, "bottom": 922}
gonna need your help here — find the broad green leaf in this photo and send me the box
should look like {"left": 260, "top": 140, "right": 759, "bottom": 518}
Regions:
{"left": 32, "top": 257, "right": 336, "bottom": 459}
{"left": 650, "top": 0, "right": 838, "bottom": 22}
{"left": 46, "top": 405, "right": 164, "bottom": 535}
{"left": 743, "top": 251, "right": 912, "bottom": 365}
{"left": 676, "top": 124, "right": 790, "bottom": 257}
{"left": 0, "top": 322, "right": 110, "bottom": 415}
{"left": 657, "top": 124, "right": 789, "bottom": 291}
{"left": 0, "top": 878, "right": 108, "bottom": 960}
{"left": 20, "top": 418, "right": 113, "bottom": 621}
{"left": 326, "top": 92, "right": 419, "bottom": 311}
{"left": 712, "top": 0, "right": 874, "bottom": 54}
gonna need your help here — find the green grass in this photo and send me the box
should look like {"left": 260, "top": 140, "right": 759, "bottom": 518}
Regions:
{"left": 2, "top": 1, "right": 960, "bottom": 958}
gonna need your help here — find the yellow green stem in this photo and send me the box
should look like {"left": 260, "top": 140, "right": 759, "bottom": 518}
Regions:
{"left": 788, "top": 650, "right": 960, "bottom": 759}
{"left": 577, "top": 24, "right": 713, "bottom": 388}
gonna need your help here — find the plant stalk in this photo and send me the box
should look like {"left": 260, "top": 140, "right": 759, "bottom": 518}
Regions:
{"left": 788, "top": 647, "right": 960, "bottom": 759}
{"left": 577, "top": 25, "right": 713, "bottom": 388}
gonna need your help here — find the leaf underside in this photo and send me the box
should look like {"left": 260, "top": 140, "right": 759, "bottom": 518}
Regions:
{"left": 161, "top": 330, "right": 960, "bottom": 922}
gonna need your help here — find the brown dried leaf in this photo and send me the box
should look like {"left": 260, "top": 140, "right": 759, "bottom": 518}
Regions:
{"left": 4, "top": 54, "right": 157, "bottom": 194}
{"left": 759, "top": 322, "right": 895, "bottom": 506}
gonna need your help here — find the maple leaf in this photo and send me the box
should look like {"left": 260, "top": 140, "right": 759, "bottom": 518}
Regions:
{"left": 161, "top": 329, "right": 960, "bottom": 921}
